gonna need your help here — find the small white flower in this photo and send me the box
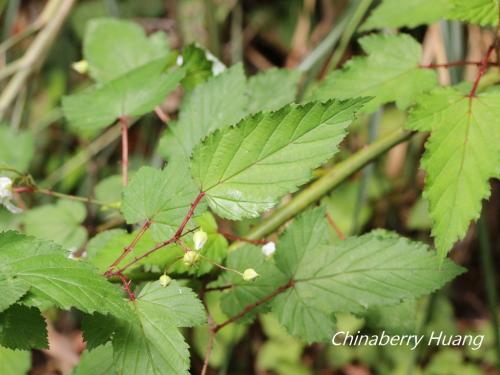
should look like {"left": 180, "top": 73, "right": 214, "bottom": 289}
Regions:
{"left": 204, "top": 50, "right": 226, "bottom": 75}
{"left": 176, "top": 55, "right": 184, "bottom": 66}
{"left": 159, "top": 274, "right": 172, "bottom": 287}
{"left": 242, "top": 268, "right": 259, "bottom": 281}
{"left": 183, "top": 251, "right": 200, "bottom": 267}
{"left": 71, "top": 60, "right": 89, "bottom": 74}
{"left": 193, "top": 229, "right": 208, "bottom": 250}
{"left": 0, "top": 177, "right": 22, "bottom": 214}
{"left": 262, "top": 242, "right": 276, "bottom": 257}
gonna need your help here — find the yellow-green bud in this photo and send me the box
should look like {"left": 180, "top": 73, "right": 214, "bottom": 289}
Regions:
{"left": 183, "top": 251, "right": 200, "bottom": 267}
{"left": 242, "top": 268, "right": 259, "bottom": 281}
{"left": 159, "top": 274, "right": 172, "bottom": 287}
{"left": 72, "top": 60, "right": 89, "bottom": 74}
{"left": 193, "top": 229, "right": 208, "bottom": 250}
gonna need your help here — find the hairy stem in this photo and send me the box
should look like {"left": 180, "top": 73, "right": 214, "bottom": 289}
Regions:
{"left": 120, "top": 117, "right": 129, "bottom": 187}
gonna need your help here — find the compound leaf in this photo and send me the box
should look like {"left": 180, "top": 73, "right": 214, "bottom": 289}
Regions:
{"left": 407, "top": 87, "right": 500, "bottom": 257}
{"left": 191, "top": 99, "right": 367, "bottom": 220}
{"left": 312, "top": 34, "right": 436, "bottom": 113}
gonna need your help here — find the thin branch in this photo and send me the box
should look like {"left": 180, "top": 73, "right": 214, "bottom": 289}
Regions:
{"left": 117, "top": 272, "right": 136, "bottom": 301}
{"left": 218, "top": 231, "right": 268, "bottom": 245}
{"left": 13, "top": 186, "right": 109, "bottom": 206}
{"left": 154, "top": 106, "right": 170, "bottom": 123}
{"left": 205, "top": 284, "right": 234, "bottom": 293}
{"left": 468, "top": 45, "right": 496, "bottom": 98}
{"left": 326, "top": 213, "right": 346, "bottom": 240}
{"left": 213, "top": 280, "right": 295, "bottom": 333}
{"left": 120, "top": 116, "right": 129, "bottom": 187}
{"left": 420, "top": 60, "right": 497, "bottom": 69}
{"left": 201, "top": 332, "right": 215, "bottom": 375}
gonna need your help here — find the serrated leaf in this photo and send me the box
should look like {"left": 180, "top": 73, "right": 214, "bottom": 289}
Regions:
{"left": 72, "top": 343, "right": 117, "bottom": 375}
{"left": 0, "top": 270, "right": 29, "bottom": 312}
{"left": 0, "top": 126, "right": 34, "bottom": 174}
{"left": 217, "top": 244, "right": 288, "bottom": 322}
{"left": 191, "top": 99, "right": 367, "bottom": 220}
{"left": 122, "top": 163, "right": 204, "bottom": 241}
{"left": 180, "top": 43, "right": 214, "bottom": 90}
{"left": 312, "top": 34, "right": 436, "bottom": 113}
{"left": 62, "top": 58, "right": 184, "bottom": 130}
{"left": 364, "top": 299, "right": 417, "bottom": 335}
{"left": 271, "top": 208, "right": 464, "bottom": 343}
{"left": 159, "top": 64, "right": 247, "bottom": 163}
{"left": 407, "top": 88, "right": 500, "bottom": 257}
{"left": 246, "top": 68, "right": 300, "bottom": 114}
{"left": 23, "top": 200, "right": 87, "bottom": 251}
{"left": 361, "top": 0, "right": 451, "bottom": 30}
{"left": 0, "top": 231, "right": 128, "bottom": 318}
{"left": 84, "top": 18, "right": 171, "bottom": 83}
{"left": 82, "top": 313, "right": 116, "bottom": 350}
{"left": 448, "top": 0, "right": 499, "bottom": 26}
{"left": 0, "top": 304, "right": 47, "bottom": 350}
{"left": 112, "top": 289, "right": 191, "bottom": 375}
{"left": 137, "top": 281, "right": 206, "bottom": 327}
{"left": 0, "top": 346, "right": 30, "bottom": 375}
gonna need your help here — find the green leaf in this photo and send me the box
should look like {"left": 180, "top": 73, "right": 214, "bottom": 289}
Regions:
{"left": 159, "top": 64, "right": 247, "bottom": 163}
{"left": 0, "top": 346, "right": 30, "bottom": 375}
{"left": 246, "top": 68, "right": 300, "bottom": 114}
{"left": 0, "top": 231, "right": 128, "bottom": 318}
{"left": 62, "top": 58, "right": 184, "bottom": 130}
{"left": 217, "top": 244, "right": 288, "bottom": 322}
{"left": 0, "top": 126, "right": 34, "bottom": 174}
{"left": 363, "top": 299, "right": 417, "bottom": 335}
{"left": 82, "top": 313, "right": 116, "bottom": 350}
{"left": 180, "top": 43, "right": 214, "bottom": 90}
{"left": 122, "top": 164, "right": 204, "bottom": 241}
{"left": 84, "top": 18, "right": 171, "bottom": 83}
{"left": 312, "top": 34, "right": 436, "bottom": 113}
{"left": 271, "top": 209, "right": 464, "bottom": 343}
{"left": 73, "top": 343, "right": 117, "bottom": 375}
{"left": 94, "top": 175, "right": 122, "bottom": 206}
{"left": 23, "top": 200, "right": 87, "bottom": 250}
{"left": 112, "top": 284, "right": 192, "bottom": 375}
{"left": 0, "top": 304, "right": 47, "bottom": 350}
{"left": 361, "top": 0, "right": 452, "bottom": 30}
{"left": 407, "top": 87, "right": 500, "bottom": 257}
{"left": 448, "top": 0, "right": 499, "bottom": 26}
{"left": 137, "top": 281, "right": 206, "bottom": 327}
{"left": 191, "top": 99, "right": 367, "bottom": 220}
{"left": 0, "top": 270, "right": 29, "bottom": 312}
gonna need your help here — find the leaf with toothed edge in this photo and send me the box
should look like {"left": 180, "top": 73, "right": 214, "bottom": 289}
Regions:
{"left": 190, "top": 98, "right": 369, "bottom": 220}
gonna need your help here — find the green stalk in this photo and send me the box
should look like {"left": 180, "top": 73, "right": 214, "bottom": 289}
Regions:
{"left": 233, "top": 128, "right": 412, "bottom": 245}
{"left": 478, "top": 214, "right": 500, "bottom": 366}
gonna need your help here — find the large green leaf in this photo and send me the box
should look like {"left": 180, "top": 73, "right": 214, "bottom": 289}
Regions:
{"left": 122, "top": 163, "right": 204, "bottom": 241}
{"left": 84, "top": 18, "right": 171, "bottom": 83}
{"left": 0, "top": 346, "right": 30, "bottom": 375}
{"left": 271, "top": 208, "right": 464, "bottom": 343}
{"left": 312, "top": 34, "right": 436, "bottom": 113}
{"left": 407, "top": 87, "right": 500, "bottom": 257}
{"left": 0, "top": 231, "right": 128, "bottom": 318}
{"left": 0, "top": 304, "right": 47, "bottom": 350}
{"left": 448, "top": 0, "right": 499, "bottom": 26}
{"left": 159, "top": 64, "right": 247, "bottom": 162}
{"left": 62, "top": 58, "right": 184, "bottom": 130}
{"left": 23, "top": 200, "right": 87, "bottom": 250}
{"left": 112, "top": 282, "right": 199, "bottom": 375}
{"left": 191, "top": 99, "right": 367, "bottom": 220}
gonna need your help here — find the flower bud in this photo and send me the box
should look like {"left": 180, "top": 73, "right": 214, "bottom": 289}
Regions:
{"left": 72, "top": 60, "right": 89, "bottom": 74}
{"left": 242, "top": 268, "right": 259, "bottom": 281}
{"left": 159, "top": 274, "right": 172, "bottom": 287}
{"left": 261, "top": 242, "right": 276, "bottom": 257}
{"left": 183, "top": 251, "right": 200, "bottom": 267}
{"left": 193, "top": 230, "right": 208, "bottom": 250}
{"left": 0, "top": 177, "right": 22, "bottom": 214}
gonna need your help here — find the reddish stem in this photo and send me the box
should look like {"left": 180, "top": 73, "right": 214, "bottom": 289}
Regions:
{"left": 117, "top": 272, "right": 136, "bottom": 301}
{"left": 120, "top": 116, "right": 129, "bottom": 187}
{"left": 326, "top": 213, "right": 346, "bottom": 240}
{"left": 218, "top": 231, "right": 268, "bottom": 245}
{"left": 420, "top": 60, "right": 497, "bottom": 69}
{"left": 213, "top": 279, "right": 295, "bottom": 333}
{"left": 174, "top": 192, "right": 205, "bottom": 238}
{"left": 468, "top": 45, "right": 496, "bottom": 98}
{"left": 154, "top": 106, "right": 170, "bottom": 123}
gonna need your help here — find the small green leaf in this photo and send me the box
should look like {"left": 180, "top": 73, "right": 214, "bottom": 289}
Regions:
{"left": 407, "top": 87, "right": 500, "bottom": 257}
{"left": 84, "top": 18, "right": 171, "bottom": 83}
{"left": 122, "top": 163, "right": 204, "bottom": 241}
{"left": 361, "top": 0, "right": 451, "bottom": 30}
{"left": 180, "top": 43, "right": 214, "bottom": 90}
{"left": 191, "top": 99, "right": 367, "bottom": 220}
{"left": 0, "top": 231, "right": 128, "bottom": 318}
{"left": 23, "top": 200, "right": 87, "bottom": 250}
{"left": 62, "top": 58, "right": 184, "bottom": 130}
{"left": 82, "top": 313, "right": 116, "bottom": 350}
{"left": 0, "top": 304, "right": 47, "bottom": 350}
{"left": 448, "top": 0, "right": 499, "bottom": 26}
{"left": 312, "top": 34, "right": 436, "bottom": 113}
{"left": 159, "top": 64, "right": 247, "bottom": 163}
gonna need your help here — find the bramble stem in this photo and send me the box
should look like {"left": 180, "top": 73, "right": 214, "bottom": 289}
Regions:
{"left": 218, "top": 231, "right": 268, "bottom": 245}
{"left": 117, "top": 272, "right": 136, "bottom": 301}
{"left": 120, "top": 117, "right": 129, "bottom": 187}
{"left": 13, "top": 186, "right": 108, "bottom": 206}
{"left": 468, "top": 45, "right": 496, "bottom": 98}
{"left": 420, "top": 60, "right": 497, "bottom": 69}
{"left": 326, "top": 213, "right": 345, "bottom": 240}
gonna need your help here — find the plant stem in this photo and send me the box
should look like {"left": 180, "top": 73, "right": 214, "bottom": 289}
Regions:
{"left": 420, "top": 60, "right": 495, "bottom": 69}
{"left": 469, "top": 44, "right": 496, "bottom": 98}
{"left": 120, "top": 117, "right": 129, "bottom": 186}
{"left": 234, "top": 129, "right": 412, "bottom": 245}
{"left": 218, "top": 231, "right": 268, "bottom": 245}
{"left": 13, "top": 186, "right": 109, "bottom": 206}
{"left": 478, "top": 214, "right": 500, "bottom": 366}
{"left": 0, "top": 0, "right": 75, "bottom": 120}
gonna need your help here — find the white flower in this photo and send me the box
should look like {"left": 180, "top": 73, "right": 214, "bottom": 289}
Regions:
{"left": 242, "top": 268, "right": 259, "bottom": 281}
{"left": 262, "top": 242, "right": 276, "bottom": 257}
{"left": 204, "top": 50, "right": 226, "bottom": 75}
{"left": 71, "top": 60, "right": 89, "bottom": 74}
{"left": 159, "top": 274, "right": 172, "bottom": 287}
{"left": 193, "top": 229, "right": 208, "bottom": 250}
{"left": 176, "top": 55, "right": 184, "bottom": 66}
{"left": 183, "top": 251, "right": 200, "bottom": 267}
{"left": 0, "top": 177, "right": 22, "bottom": 214}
